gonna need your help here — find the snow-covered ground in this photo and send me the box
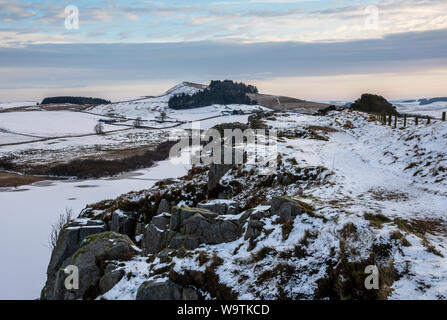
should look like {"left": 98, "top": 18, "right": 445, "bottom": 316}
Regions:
{"left": 95, "top": 110, "right": 447, "bottom": 300}
{"left": 0, "top": 101, "right": 37, "bottom": 110}
{"left": 393, "top": 100, "right": 447, "bottom": 118}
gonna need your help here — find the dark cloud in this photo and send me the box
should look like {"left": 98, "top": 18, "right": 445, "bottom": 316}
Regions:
{"left": 0, "top": 28, "right": 446, "bottom": 87}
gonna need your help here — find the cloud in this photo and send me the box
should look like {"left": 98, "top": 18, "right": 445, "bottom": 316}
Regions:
{"left": 2, "top": 0, "right": 447, "bottom": 44}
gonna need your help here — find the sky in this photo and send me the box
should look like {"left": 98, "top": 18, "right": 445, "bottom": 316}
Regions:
{"left": 0, "top": 0, "right": 447, "bottom": 101}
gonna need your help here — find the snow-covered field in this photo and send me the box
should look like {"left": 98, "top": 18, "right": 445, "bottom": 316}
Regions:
{"left": 0, "top": 101, "right": 37, "bottom": 110}
{"left": 393, "top": 100, "right": 447, "bottom": 118}
{"left": 0, "top": 111, "right": 117, "bottom": 139}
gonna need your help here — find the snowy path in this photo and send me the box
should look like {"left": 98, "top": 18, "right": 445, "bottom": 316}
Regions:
{"left": 319, "top": 130, "right": 447, "bottom": 220}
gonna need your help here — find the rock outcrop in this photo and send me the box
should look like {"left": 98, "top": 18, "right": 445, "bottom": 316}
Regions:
{"left": 42, "top": 231, "right": 137, "bottom": 300}
{"left": 198, "top": 199, "right": 239, "bottom": 216}
{"left": 208, "top": 163, "right": 232, "bottom": 196}
{"left": 136, "top": 279, "right": 198, "bottom": 300}
{"left": 244, "top": 206, "right": 271, "bottom": 240}
{"left": 157, "top": 198, "right": 171, "bottom": 214}
{"left": 270, "top": 196, "right": 307, "bottom": 223}
{"left": 167, "top": 206, "right": 244, "bottom": 250}
{"left": 99, "top": 268, "right": 125, "bottom": 294}
{"left": 142, "top": 204, "right": 246, "bottom": 254}
{"left": 110, "top": 210, "right": 136, "bottom": 238}
{"left": 142, "top": 213, "right": 171, "bottom": 255}
{"left": 41, "top": 218, "right": 106, "bottom": 300}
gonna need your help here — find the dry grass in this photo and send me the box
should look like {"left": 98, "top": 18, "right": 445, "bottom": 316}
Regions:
{"left": 281, "top": 218, "right": 294, "bottom": 241}
{"left": 0, "top": 171, "right": 63, "bottom": 188}
{"left": 364, "top": 212, "right": 392, "bottom": 228}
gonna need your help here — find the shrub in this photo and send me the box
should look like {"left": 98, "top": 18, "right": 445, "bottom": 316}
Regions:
{"left": 48, "top": 208, "right": 74, "bottom": 250}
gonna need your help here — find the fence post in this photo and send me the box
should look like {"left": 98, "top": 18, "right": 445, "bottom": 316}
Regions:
{"left": 427, "top": 117, "right": 431, "bottom": 125}
{"left": 415, "top": 116, "right": 418, "bottom": 125}
{"left": 394, "top": 114, "right": 397, "bottom": 128}
{"left": 443, "top": 112, "right": 446, "bottom": 121}
{"left": 404, "top": 115, "right": 407, "bottom": 127}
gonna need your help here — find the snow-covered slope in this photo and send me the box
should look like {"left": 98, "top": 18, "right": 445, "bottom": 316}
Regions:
{"left": 71, "top": 109, "right": 447, "bottom": 300}
{"left": 89, "top": 82, "right": 267, "bottom": 123}
{"left": 90, "top": 82, "right": 206, "bottom": 119}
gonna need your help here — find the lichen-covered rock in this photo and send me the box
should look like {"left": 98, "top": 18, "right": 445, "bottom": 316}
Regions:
{"left": 142, "top": 213, "right": 171, "bottom": 255}
{"left": 41, "top": 218, "right": 106, "bottom": 300}
{"left": 270, "top": 196, "right": 306, "bottom": 223}
{"left": 44, "top": 231, "right": 137, "bottom": 300}
{"left": 198, "top": 199, "right": 239, "bottom": 215}
{"left": 136, "top": 279, "right": 198, "bottom": 300}
{"left": 168, "top": 206, "right": 244, "bottom": 250}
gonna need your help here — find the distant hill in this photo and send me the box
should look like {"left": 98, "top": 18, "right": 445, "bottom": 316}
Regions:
{"left": 41, "top": 96, "right": 111, "bottom": 105}
{"left": 418, "top": 97, "right": 447, "bottom": 105}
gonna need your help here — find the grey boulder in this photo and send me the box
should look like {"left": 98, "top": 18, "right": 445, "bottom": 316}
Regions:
{"left": 198, "top": 200, "right": 239, "bottom": 215}
{"left": 99, "top": 269, "right": 125, "bottom": 294}
{"left": 41, "top": 218, "right": 106, "bottom": 300}
{"left": 136, "top": 279, "right": 198, "bottom": 300}
{"left": 111, "top": 210, "right": 136, "bottom": 238}
{"left": 142, "top": 213, "right": 171, "bottom": 255}
{"left": 168, "top": 206, "right": 244, "bottom": 250}
{"left": 270, "top": 196, "right": 305, "bottom": 223}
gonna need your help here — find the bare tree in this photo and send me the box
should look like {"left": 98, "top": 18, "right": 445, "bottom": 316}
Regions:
{"left": 94, "top": 122, "right": 104, "bottom": 134}
{"left": 134, "top": 117, "right": 142, "bottom": 127}
{"left": 160, "top": 110, "right": 167, "bottom": 122}
{"left": 48, "top": 207, "right": 74, "bottom": 250}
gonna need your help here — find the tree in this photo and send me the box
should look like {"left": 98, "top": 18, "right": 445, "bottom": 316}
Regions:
{"left": 160, "top": 110, "right": 167, "bottom": 122}
{"left": 94, "top": 122, "right": 104, "bottom": 134}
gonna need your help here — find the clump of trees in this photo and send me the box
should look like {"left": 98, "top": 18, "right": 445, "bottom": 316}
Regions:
{"left": 41, "top": 96, "right": 111, "bottom": 105}
{"left": 168, "top": 80, "right": 258, "bottom": 110}
{"left": 350, "top": 94, "right": 398, "bottom": 115}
